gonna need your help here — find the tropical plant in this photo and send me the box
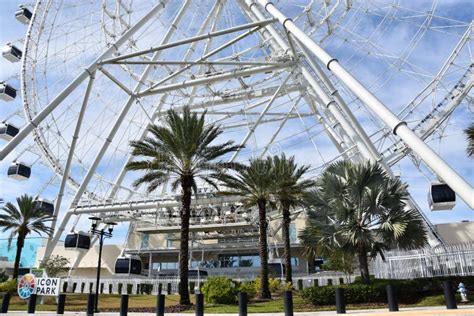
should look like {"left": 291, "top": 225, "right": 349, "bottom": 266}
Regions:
{"left": 201, "top": 276, "right": 237, "bottom": 304}
{"left": 237, "top": 281, "right": 257, "bottom": 299}
{"left": 41, "top": 255, "right": 70, "bottom": 277}
{"left": 217, "top": 158, "right": 275, "bottom": 299}
{"left": 271, "top": 154, "right": 313, "bottom": 283}
{"left": 0, "top": 194, "right": 53, "bottom": 279}
{"left": 126, "top": 107, "right": 239, "bottom": 305}
{"left": 321, "top": 251, "right": 356, "bottom": 283}
{"left": 300, "top": 160, "right": 428, "bottom": 284}
{"left": 465, "top": 123, "right": 474, "bottom": 157}
{"left": 254, "top": 277, "right": 283, "bottom": 294}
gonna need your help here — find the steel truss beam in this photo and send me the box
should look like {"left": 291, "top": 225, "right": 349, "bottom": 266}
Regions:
{"left": 100, "top": 18, "right": 277, "bottom": 64}
{"left": 239, "top": 0, "right": 359, "bottom": 159}
{"left": 137, "top": 63, "right": 293, "bottom": 97}
{"left": 230, "top": 69, "right": 295, "bottom": 161}
{"left": 109, "top": 60, "right": 283, "bottom": 66}
{"left": 256, "top": 0, "right": 474, "bottom": 208}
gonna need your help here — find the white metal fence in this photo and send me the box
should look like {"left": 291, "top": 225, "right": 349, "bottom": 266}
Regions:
{"left": 60, "top": 272, "right": 354, "bottom": 295}
{"left": 374, "top": 242, "right": 474, "bottom": 279}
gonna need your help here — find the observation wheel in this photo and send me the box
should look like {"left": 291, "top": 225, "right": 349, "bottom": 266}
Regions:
{"left": 0, "top": 0, "right": 472, "bottom": 260}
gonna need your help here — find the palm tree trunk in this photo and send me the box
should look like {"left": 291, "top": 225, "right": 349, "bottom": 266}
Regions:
{"left": 307, "top": 252, "right": 315, "bottom": 274}
{"left": 13, "top": 233, "right": 25, "bottom": 279}
{"left": 357, "top": 245, "right": 370, "bottom": 284}
{"left": 257, "top": 200, "right": 271, "bottom": 299}
{"left": 178, "top": 177, "right": 192, "bottom": 305}
{"left": 282, "top": 205, "right": 292, "bottom": 284}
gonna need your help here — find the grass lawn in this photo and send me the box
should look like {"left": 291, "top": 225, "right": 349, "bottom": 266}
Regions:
{"left": 8, "top": 294, "right": 193, "bottom": 311}
{"left": 5, "top": 293, "right": 451, "bottom": 313}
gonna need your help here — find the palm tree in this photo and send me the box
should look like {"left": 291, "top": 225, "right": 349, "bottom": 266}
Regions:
{"left": 271, "top": 154, "right": 313, "bottom": 283}
{"left": 0, "top": 195, "right": 53, "bottom": 279}
{"left": 126, "top": 107, "right": 239, "bottom": 305}
{"left": 300, "top": 160, "right": 427, "bottom": 284}
{"left": 465, "top": 123, "right": 474, "bottom": 157}
{"left": 217, "top": 158, "right": 274, "bottom": 299}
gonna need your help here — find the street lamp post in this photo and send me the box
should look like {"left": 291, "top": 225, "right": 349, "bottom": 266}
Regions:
{"left": 89, "top": 217, "right": 116, "bottom": 313}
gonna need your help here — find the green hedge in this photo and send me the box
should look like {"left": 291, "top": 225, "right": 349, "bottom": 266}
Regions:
{"left": 301, "top": 276, "right": 473, "bottom": 306}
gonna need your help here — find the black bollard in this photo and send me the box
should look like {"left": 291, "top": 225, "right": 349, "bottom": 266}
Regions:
{"left": 1, "top": 292, "right": 10, "bottom": 314}
{"left": 443, "top": 281, "right": 457, "bottom": 310}
{"left": 57, "top": 294, "right": 66, "bottom": 314}
{"left": 27, "top": 294, "right": 37, "bottom": 314}
{"left": 386, "top": 285, "right": 399, "bottom": 312}
{"left": 195, "top": 293, "right": 204, "bottom": 316}
{"left": 283, "top": 291, "right": 294, "bottom": 316}
{"left": 167, "top": 283, "right": 172, "bottom": 295}
{"left": 156, "top": 294, "right": 165, "bottom": 316}
{"left": 120, "top": 294, "right": 129, "bottom": 316}
{"left": 238, "top": 292, "right": 247, "bottom": 316}
{"left": 87, "top": 293, "right": 95, "bottom": 316}
{"left": 335, "top": 288, "right": 346, "bottom": 314}
{"left": 158, "top": 283, "right": 162, "bottom": 294}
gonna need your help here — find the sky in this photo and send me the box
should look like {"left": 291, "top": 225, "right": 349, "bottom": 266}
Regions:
{"left": 0, "top": 0, "right": 473, "bottom": 247}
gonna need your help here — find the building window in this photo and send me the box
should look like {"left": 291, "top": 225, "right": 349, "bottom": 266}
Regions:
{"left": 289, "top": 223, "right": 297, "bottom": 242}
{"left": 218, "top": 254, "right": 261, "bottom": 268}
{"left": 141, "top": 233, "right": 149, "bottom": 249}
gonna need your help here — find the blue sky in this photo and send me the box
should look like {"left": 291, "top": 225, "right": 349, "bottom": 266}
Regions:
{"left": 0, "top": 0, "right": 473, "bottom": 246}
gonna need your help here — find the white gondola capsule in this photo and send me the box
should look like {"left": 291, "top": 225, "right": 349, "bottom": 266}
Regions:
{"left": 33, "top": 198, "right": 54, "bottom": 215}
{"left": 15, "top": 5, "right": 32, "bottom": 24}
{"left": 0, "top": 82, "right": 17, "bottom": 101}
{"left": 7, "top": 161, "right": 31, "bottom": 180}
{"left": 64, "top": 231, "right": 91, "bottom": 250}
{"left": 114, "top": 255, "right": 142, "bottom": 275}
{"left": 2, "top": 43, "right": 22, "bottom": 63}
{"left": 429, "top": 182, "right": 456, "bottom": 211}
{"left": 0, "top": 122, "right": 19, "bottom": 140}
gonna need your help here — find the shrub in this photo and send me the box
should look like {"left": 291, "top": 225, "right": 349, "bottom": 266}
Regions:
{"left": 254, "top": 277, "right": 282, "bottom": 294}
{"left": 238, "top": 282, "right": 257, "bottom": 299}
{"left": 201, "top": 276, "right": 237, "bottom": 304}
{"left": 301, "top": 285, "right": 336, "bottom": 305}
{"left": 301, "top": 276, "right": 474, "bottom": 306}
{"left": 0, "top": 279, "right": 17, "bottom": 293}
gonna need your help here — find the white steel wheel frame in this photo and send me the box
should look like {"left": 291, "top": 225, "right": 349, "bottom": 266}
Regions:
{"left": 0, "top": 1, "right": 471, "bottom": 268}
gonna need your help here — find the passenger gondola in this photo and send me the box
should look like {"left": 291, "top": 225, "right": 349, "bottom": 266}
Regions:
{"left": 0, "top": 122, "right": 19, "bottom": 140}
{"left": 15, "top": 5, "right": 32, "bottom": 24}
{"left": 64, "top": 232, "right": 91, "bottom": 250}
{"left": 33, "top": 198, "right": 54, "bottom": 215}
{"left": 0, "top": 82, "right": 17, "bottom": 101}
{"left": 429, "top": 182, "right": 456, "bottom": 211}
{"left": 7, "top": 161, "right": 31, "bottom": 180}
{"left": 114, "top": 255, "right": 142, "bottom": 275}
{"left": 2, "top": 43, "right": 22, "bottom": 62}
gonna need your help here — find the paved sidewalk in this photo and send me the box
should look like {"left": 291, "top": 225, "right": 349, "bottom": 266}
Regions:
{"left": 4, "top": 305, "right": 474, "bottom": 316}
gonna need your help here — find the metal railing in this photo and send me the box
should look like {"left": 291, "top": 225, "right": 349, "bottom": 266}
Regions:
{"left": 374, "top": 242, "right": 474, "bottom": 279}
{"left": 60, "top": 272, "right": 354, "bottom": 295}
